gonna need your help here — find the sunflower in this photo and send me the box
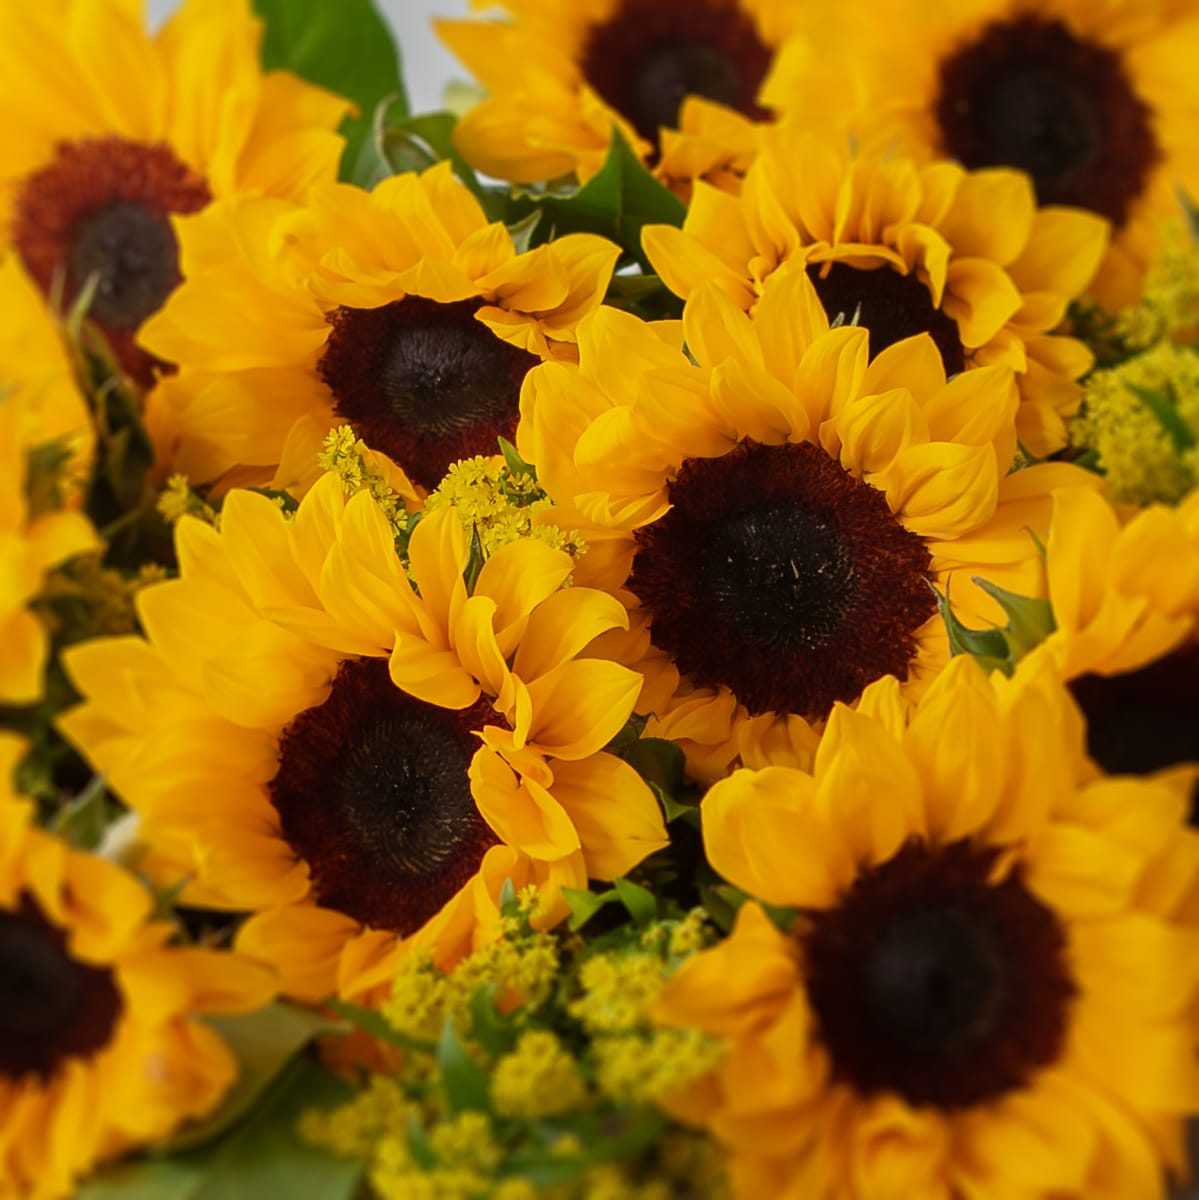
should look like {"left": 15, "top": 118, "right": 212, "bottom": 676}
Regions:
{"left": 438, "top": 0, "right": 799, "bottom": 188}
{"left": 0, "top": 734, "right": 275, "bottom": 1200}
{"left": 1027, "top": 485, "right": 1199, "bottom": 810}
{"left": 517, "top": 269, "right": 1096, "bottom": 781}
{"left": 643, "top": 126, "right": 1109, "bottom": 455}
{"left": 138, "top": 163, "right": 620, "bottom": 491}
{"left": 0, "top": 0, "right": 350, "bottom": 387}
{"left": 653, "top": 655, "right": 1199, "bottom": 1199}
{"left": 0, "top": 255, "right": 97, "bottom": 704}
{"left": 58, "top": 470, "right": 666, "bottom": 1002}
{"left": 761, "top": 0, "right": 1199, "bottom": 311}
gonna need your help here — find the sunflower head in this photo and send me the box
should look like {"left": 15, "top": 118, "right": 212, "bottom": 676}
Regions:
{"left": 139, "top": 164, "right": 620, "bottom": 490}
{"left": 0, "top": 0, "right": 351, "bottom": 386}
{"left": 440, "top": 0, "right": 798, "bottom": 187}
{"left": 653, "top": 655, "right": 1199, "bottom": 1198}
{"left": 760, "top": 0, "right": 1199, "bottom": 309}
{"left": 59, "top": 460, "right": 666, "bottom": 1001}
{"left": 643, "top": 126, "right": 1109, "bottom": 455}
{"left": 0, "top": 734, "right": 274, "bottom": 1199}
{"left": 519, "top": 269, "right": 1086, "bottom": 778}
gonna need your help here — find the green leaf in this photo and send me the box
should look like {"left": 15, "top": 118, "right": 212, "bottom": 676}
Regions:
{"left": 562, "top": 885, "right": 620, "bottom": 932}
{"left": 163, "top": 1004, "right": 343, "bottom": 1153}
{"left": 325, "top": 998, "right": 436, "bottom": 1055}
{"left": 467, "top": 983, "right": 516, "bottom": 1058}
{"left": 504, "top": 129, "right": 685, "bottom": 267}
{"left": 612, "top": 877, "right": 657, "bottom": 925}
{"left": 252, "top": 0, "right": 405, "bottom": 178}
{"left": 437, "top": 1020, "right": 493, "bottom": 1114}
{"left": 1126, "top": 381, "right": 1198, "bottom": 453}
{"left": 368, "top": 108, "right": 495, "bottom": 214}
{"left": 49, "top": 772, "right": 110, "bottom": 850}
{"left": 462, "top": 525, "right": 486, "bottom": 594}
{"left": 78, "top": 1056, "right": 361, "bottom": 1200}
{"left": 621, "top": 738, "right": 685, "bottom": 797}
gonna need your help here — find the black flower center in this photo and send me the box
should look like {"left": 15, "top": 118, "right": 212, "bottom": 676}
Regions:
{"left": 1069, "top": 643, "right": 1199, "bottom": 823}
{"left": 935, "top": 17, "right": 1158, "bottom": 227}
{"left": 580, "top": 0, "right": 772, "bottom": 151}
{"left": 808, "top": 262, "right": 966, "bottom": 374}
{"left": 12, "top": 136, "right": 211, "bottom": 387}
{"left": 629, "top": 440, "right": 937, "bottom": 721}
{"left": 68, "top": 202, "right": 180, "bottom": 331}
{"left": 318, "top": 297, "right": 539, "bottom": 490}
{"left": 270, "top": 657, "right": 499, "bottom": 934}
{"left": 804, "top": 839, "right": 1076, "bottom": 1110}
{"left": 0, "top": 895, "right": 123, "bottom": 1082}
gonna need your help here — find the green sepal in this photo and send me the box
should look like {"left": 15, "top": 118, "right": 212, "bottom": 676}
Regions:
{"left": 612, "top": 877, "right": 657, "bottom": 925}
{"left": 497, "top": 436, "right": 537, "bottom": 482}
{"left": 970, "top": 577, "right": 1056, "bottom": 659}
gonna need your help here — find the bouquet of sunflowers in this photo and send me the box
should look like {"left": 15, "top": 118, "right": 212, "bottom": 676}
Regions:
{"left": 6, "top": 0, "right": 1199, "bottom": 1196}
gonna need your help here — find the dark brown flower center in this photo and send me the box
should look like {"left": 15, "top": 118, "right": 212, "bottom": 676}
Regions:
{"left": 1069, "top": 643, "right": 1199, "bottom": 823}
{"left": 0, "top": 894, "right": 123, "bottom": 1082}
{"left": 807, "top": 262, "right": 966, "bottom": 375}
{"left": 318, "top": 297, "right": 539, "bottom": 490}
{"left": 270, "top": 657, "right": 499, "bottom": 934}
{"left": 11, "top": 137, "right": 211, "bottom": 387}
{"left": 628, "top": 440, "right": 936, "bottom": 721}
{"left": 935, "top": 17, "right": 1158, "bottom": 227}
{"left": 580, "top": 0, "right": 771, "bottom": 152}
{"left": 804, "top": 838, "right": 1076, "bottom": 1110}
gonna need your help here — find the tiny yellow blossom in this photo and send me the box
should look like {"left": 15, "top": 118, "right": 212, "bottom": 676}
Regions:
{"left": 317, "top": 425, "right": 415, "bottom": 533}
{"left": 300, "top": 1076, "right": 410, "bottom": 1159}
{"left": 429, "top": 1112, "right": 502, "bottom": 1173}
{"left": 491, "top": 1031, "right": 588, "bottom": 1118}
{"left": 1071, "top": 342, "right": 1199, "bottom": 504}
{"left": 383, "top": 951, "right": 450, "bottom": 1041}
{"left": 570, "top": 954, "right": 665, "bottom": 1034}
{"left": 592, "top": 1030, "right": 725, "bottom": 1105}
{"left": 157, "top": 474, "right": 218, "bottom": 526}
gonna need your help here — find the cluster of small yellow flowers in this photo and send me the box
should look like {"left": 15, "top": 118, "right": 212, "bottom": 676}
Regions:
{"left": 1114, "top": 223, "right": 1199, "bottom": 348}
{"left": 1071, "top": 342, "right": 1199, "bottom": 504}
{"left": 426, "top": 455, "right": 587, "bottom": 559}
{"left": 383, "top": 930, "right": 562, "bottom": 1042}
{"left": 593, "top": 1028, "right": 725, "bottom": 1105}
{"left": 371, "top": 1113, "right": 501, "bottom": 1200}
{"left": 157, "top": 474, "right": 219, "bottom": 527}
{"left": 37, "top": 556, "right": 168, "bottom": 639}
{"left": 569, "top": 953, "right": 666, "bottom": 1033}
{"left": 491, "top": 1031, "right": 588, "bottom": 1117}
{"left": 317, "top": 425, "right": 413, "bottom": 533}
{"left": 300, "top": 1076, "right": 411, "bottom": 1160}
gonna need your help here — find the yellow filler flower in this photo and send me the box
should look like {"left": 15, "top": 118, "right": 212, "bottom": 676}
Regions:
{"left": 762, "top": 0, "right": 1199, "bottom": 310}
{"left": 439, "top": 0, "right": 802, "bottom": 188}
{"left": 1028, "top": 485, "right": 1199, "bottom": 809}
{"left": 519, "top": 269, "right": 1097, "bottom": 780}
{"left": 643, "top": 127, "right": 1109, "bottom": 455}
{"left": 58, "top": 472, "right": 666, "bottom": 1002}
{"left": 0, "top": 0, "right": 350, "bottom": 389}
{"left": 654, "top": 656, "right": 1199, "bottom": 1200}
{"left": 0, "top": 254, "right": 97, "bottom": 704}
{"left": 139, "top": 163, "right": 619, "bottom": 491}
{"left": 0, "top": 735, "right": 275, "bottom": 1200}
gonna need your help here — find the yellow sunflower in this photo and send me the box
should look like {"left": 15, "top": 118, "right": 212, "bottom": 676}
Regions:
{"left": 0, "top": 734, "right": 274, "bottom": 1200}
{"left": 653, "top": 655, "right": 1199, "bottom": 1200}
{"left": 138, "top": 163, "right": 620, "bottom": 491}
{"left": 58, "top": 470, "right": 667, "bottom": 1003}
{"left": 0, "top": 0, "right": 350, "bottom": 387}
{"left": 1026, "top": 485, "right": 1199, "bottom": 806}
{"left": 438, "top": 0, "right": 800, "bottom": 188}
{"left": 0, "top": 255, "right": 97, "bottom": 704}
{"left": 761, "top": 0, "right": 1199, "bottom": 310}
{"left": 518, "top": 268, "right": 1096, "bottom": 781}
{"left": 643, "top": 126, "right": 1109, "bottom": 455}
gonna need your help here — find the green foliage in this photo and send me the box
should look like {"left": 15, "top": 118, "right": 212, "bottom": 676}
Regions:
{"left": 253, "top": 0, "right": 406, "bottom": 177}
{"left": 935, "top": 578, "right": 1056, "bottom": 677}
{"left": 503, "top": 130, "right": 686, "bottom": 268}
{"left": 78, "top": 1055, "right": 361, "bottom": 1200}
{"left": 437, "top": 1020, "right": 494, "bottom": 1115}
